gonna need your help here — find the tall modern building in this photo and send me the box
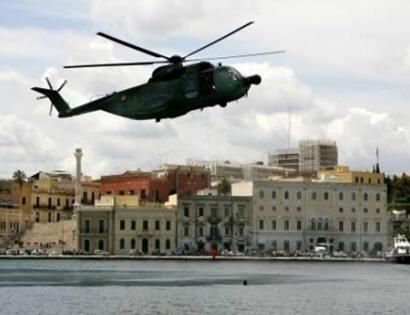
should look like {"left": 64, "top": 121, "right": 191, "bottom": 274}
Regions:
{"left": 267, "top": 148, "right": 300, "bottom": 172}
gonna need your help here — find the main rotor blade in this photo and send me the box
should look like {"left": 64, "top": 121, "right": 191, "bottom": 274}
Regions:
{"left": 64, "top": 61, "right": 168, "bottom": 69}
{"left": 184, "top": 50, "right": 287, "bottom": 62}
{"left": 183, "top": 21, "right": 254, "bottom": 60}
{"left": 97, "top": 32, "right": 171, "bottom": 61}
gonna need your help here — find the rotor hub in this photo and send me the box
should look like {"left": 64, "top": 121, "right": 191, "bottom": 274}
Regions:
{"left": 169, "top": 55, "right": 183, "bottom": 64}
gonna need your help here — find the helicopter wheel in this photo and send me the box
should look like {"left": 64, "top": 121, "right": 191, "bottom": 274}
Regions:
{"left": 220, "top": 102, "right": 227, "bottom": 108}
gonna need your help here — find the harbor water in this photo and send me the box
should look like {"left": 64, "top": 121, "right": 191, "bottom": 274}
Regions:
{"left": 0, "top": 260, "right": 408, "bottom": 314}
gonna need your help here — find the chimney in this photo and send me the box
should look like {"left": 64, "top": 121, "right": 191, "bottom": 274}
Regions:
{"left": 74, "top": 148, "right": 83, "bottom": 207}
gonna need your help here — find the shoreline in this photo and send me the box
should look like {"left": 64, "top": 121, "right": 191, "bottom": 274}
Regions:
{"left": 0, "top": 255, "right": 385, "bottom": 262}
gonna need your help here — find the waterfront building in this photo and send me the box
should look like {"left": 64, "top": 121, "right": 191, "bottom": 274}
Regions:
{"left": 0, "top": 180, "right": 31, "bottom": 245}
{"left": 29, "top": 171, "right": 75, "bottom": 223}
{"left": 100, "top": 164, "right": 210, "bottom": 203}
{"left": 176, "top": 195, "right": 252, "bottom": 253}
{"left": 232, "top": 178, "right": 389, "bottom": 256}
{"left": 76, "top": 195, "right": 176, "bottom": 255}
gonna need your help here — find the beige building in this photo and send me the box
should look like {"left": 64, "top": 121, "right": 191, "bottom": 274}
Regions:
{"left": 77, "top": 195, "right": 176, "bottom": 255}
{"left": 299, "top": 140, "right": 338, "bottom": 174}
{"left": 176, "top": 195, "right": 252, "bottom": 253}
{"left": 232, "top": 178, "right": 389, "bottom": 256}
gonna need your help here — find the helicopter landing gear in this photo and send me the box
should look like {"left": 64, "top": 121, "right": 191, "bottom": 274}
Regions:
{"left": 220, "top": 102, "right": 227, "bottom": 108}
{"left": 155, "top": 117, "right": 161, "bottom": 123}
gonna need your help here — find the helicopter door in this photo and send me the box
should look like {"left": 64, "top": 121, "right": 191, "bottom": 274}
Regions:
{"left": 183, "top": 75, "right": 200, "bottom": 99}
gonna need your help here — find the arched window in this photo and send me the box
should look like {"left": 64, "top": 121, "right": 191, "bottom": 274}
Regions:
{"left": 166, "top": 239, "right": 171, "bottom": 250}
{"left": 130, "top": 238, "right": 136, "bottom": 249}
{"left": 120, "top": 238, "right": 125, "bottom": 249}
{"left": 155, "top": 239, "right": 160, "bottom": 250}
{"left": 317, "top": 218, "right": 323, "bottom": 231}
{"left": 98, "top": 239, "right": 104, "bottom": 250}
{"left": 84, "top": 239, "right": 90, "bottom": 252}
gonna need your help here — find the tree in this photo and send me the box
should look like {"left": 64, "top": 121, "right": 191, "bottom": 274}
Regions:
{"left": 217, "top": 177, "right": 231, "bottom": 196}
{"left": 12, "top": 170, "right": 27, "bottom": 186}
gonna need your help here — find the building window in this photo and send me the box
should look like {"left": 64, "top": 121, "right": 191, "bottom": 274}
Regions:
{"left": 351, "top": 192, "right": 356, "bottom": 201}
{"left": 339, "top": 192, "right": 344, "bottom": 201}
{"left": 166, "top": 239, "right": 171, "bottom": 250}
{"left": 363, "top": 208, "right": 368, "bottom": 213}
{"left": 284, "top": 191, "right": 289, "bottom": 199}
{"left": 57, "top": 213, "right": 60, "bottom": 222}
{"left": 318, "top": 219, "right": 323, "bottom": 231}
{"left": 155, "top": 239, "right": 160, "bottom": 250}
{"left": 297, "top": 191, "right": 302, "bottom": 200}
{"left": 98, "top": 220, "right": 104, "bottom": 234}
{"left": 140, "top": 189, "right": 146, "bottom": 199}
{"left": 376, "top": 193, "right": 381, "bottom": 201}
{"left": 199, "top": 226, "right": 204, "bottom": 237}
{"left": 120, "top": 238, "right": 125, "bottom": 249}
{"left": 339, "top": 221, "right": 344, "bottom": 232}
{"left": 324, "top": 220, "right": 329, "bottom": 231}
{"left": 85, "top": 220, "right": 90, "bottom": 233}
{"left": 297, "top": 220, "right": 302, "bottom": 231}
{"left": 368, "top": 178, "right": 371, "bottom": 184}
{"left": 363, "top": 193, "right": 368, "bottom": 201}
{"left": 22, "top": 197, "right": 26, "bottom": 205}
{"left": 285, "top": 206, "right": 289, "bottom": 212}
{"left": 198, "top": 207, "right": 204, "bottom": 217}
{"left": 311, "top": 219, "right": 316, "bottom": 231}
{"left": 339, "top": 207, "right": 344, "bottom": 213}
{"left": 351, "top": 207, "right": 356, "bottom": 213}
{"left": 363, "top": 241, "right": 369, "bottom": 251}
{"left": 184, "top": 207, "right": 189, "bottom": 217}
{"left": 131, "top": 220, "right": 136, "bottom": 230}
{"left": 48, "top": 197, "right": 52, "bottom": 209}
{"left": 376, "top": 208, "right": 380, "bottom": 214}
{"left": 272, "top": 191, "right": 277, "bottom": 199}
{"left": 338, "top": 242, "right": 344, "bottom": 251}
{"left": 119, "top": 190, "right": 125, "bottom": 196}
{"left": 259, "top": 190, "right": 264, "bottom": 199}
{"left": 166, "top": 220, "right": 171, "bottom": 231}
{"left": 351, "top": 221, "right": 356, "bottom": 233}
{"left": 224, "top": 207, "right": 230, "bottom": 217}
{"left": 98, "top": 239, "right": 104, "bottom": 250}
{"left": 363, "top": 221, "right": 368, "bottom": 233}
{"left": 311, "top": 192, "right": 316, "bottom": 200}
{"left": 284, "top": 220, "right": 289, "bottom": 231}
{"left": 272, "top": 220, "right": 277, "bottom": 230}
{"left": 259, "top": 206, "right": 264, "bottom": 211}
{"left": 239, "top": 226, "right": 244, "bottom": 236}
{"left": 129, "top": 190, "right": 135, "bottom": 195}
{"left": 143, "top": 220, "right": 149, "bottom": 231}
{"left": 184, "top": 226, "right": 189, "bottom": 237}
{"left": 296, "top": 241, "right": 302, "bottom": 251}
{"left": 375, "top": 222, "right": 381, "bottom": 233}
{"left": 272, "top": 206, "right": 276, "bottom": 211}
{"left": 211, "top": 208, "right": 217, "bottom": 217}
{"left": 272, "top": 240, "right": 277, "bottom": 251}
{"left": 355, "top": 177, "right": 359, "bottom": 183}
{"left": 224, "top": 227, "right": 230, "bottom": 236}
{"left": 259, "top": 220, "right": 264, "bottom": 230}
{"left": 155, "top": 220, "right": 160, "bottom": 231}
{"left": 297, "top": 206, "right": 301, "bottom": 212}
{"left": 324, "top": 192, "right": 329, "bottom": 200}
{"left": 131, "top": 238, "right": 136, "bottom": 249}
{"left": 120, "top": 220, "right": 125, "bottom": 230}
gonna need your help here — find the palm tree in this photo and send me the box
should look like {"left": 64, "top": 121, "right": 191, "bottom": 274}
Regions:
{"left": 12, "top": 170, "right": 27, "bottom": 186}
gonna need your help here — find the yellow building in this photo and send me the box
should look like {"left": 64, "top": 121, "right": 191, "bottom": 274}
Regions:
{"left": 30, "top": 172, "right": 75, "bottom": 223}
{"left": 317, "top": 165, "right": 384, "bottom": 185}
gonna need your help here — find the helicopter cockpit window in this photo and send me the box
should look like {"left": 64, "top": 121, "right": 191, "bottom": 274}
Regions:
{"left": 199, "top": 70, "right": 215, "bottom": 95}
{"left": 227, "top": 68, "right": 241, "bottom": 81}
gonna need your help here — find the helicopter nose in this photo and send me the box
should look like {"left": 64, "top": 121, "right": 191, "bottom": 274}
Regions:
{"left": 245, "top": 74, "right": 261, "bottom": 85}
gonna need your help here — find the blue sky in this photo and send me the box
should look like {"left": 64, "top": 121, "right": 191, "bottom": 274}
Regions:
{"left": 1, "top": 0, "right": 410, "bottom": 178}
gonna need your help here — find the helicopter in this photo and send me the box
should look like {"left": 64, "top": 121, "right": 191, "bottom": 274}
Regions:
{"left": 32, "top": 21, "right": 285, "bottom": 123}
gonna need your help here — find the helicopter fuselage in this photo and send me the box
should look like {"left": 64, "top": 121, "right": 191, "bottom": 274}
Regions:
{"left": 59, "top": 62, "right": 261, "bottom": 122}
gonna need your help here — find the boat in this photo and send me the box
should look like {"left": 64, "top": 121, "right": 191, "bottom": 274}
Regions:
{"left": 385, "top": 234, "right": 410, "bottom": 263}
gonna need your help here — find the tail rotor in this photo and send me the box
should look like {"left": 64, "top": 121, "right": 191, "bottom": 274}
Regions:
{"left": 36, "top": 77, "right": 67, "bottom": 116}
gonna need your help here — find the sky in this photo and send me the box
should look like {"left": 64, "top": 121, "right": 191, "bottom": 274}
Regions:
{"left": 1, "top": 0, "right": 410, "bottom": 178}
